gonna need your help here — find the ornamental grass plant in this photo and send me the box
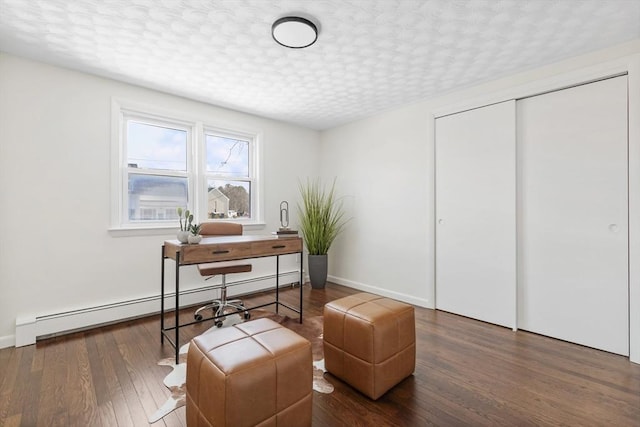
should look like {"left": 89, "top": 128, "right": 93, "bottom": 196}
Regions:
{"left": 297, "top": 178, "right": 348, "bottom": 255}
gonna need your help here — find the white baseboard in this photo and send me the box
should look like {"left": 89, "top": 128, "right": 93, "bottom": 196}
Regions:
{"left": 13, "top": 270, "right": 300, "bottom": 348}
{"left": 327, "top": 275, "right": 432, "bottom": 308}
{"left": 0, "top": 335, "right": 15, "bottom": 349}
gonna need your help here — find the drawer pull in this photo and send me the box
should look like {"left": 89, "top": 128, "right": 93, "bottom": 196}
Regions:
{"left": 272, "top": 245, "right": 286, "bottom": 249}
{"left": 212, "top": 250, "right": 230, "bottom": 254}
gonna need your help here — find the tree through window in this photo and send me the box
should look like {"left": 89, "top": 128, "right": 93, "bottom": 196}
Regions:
{"left": 205, "top": 132, "right": 254, "bottom": 219}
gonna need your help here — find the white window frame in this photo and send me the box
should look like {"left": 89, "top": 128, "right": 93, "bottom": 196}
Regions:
{"left": 201, "top": 126, "right": 257, "bottom": 222}
{"left": 121, "top": 111, "right": 194, "bottom": 228}
{"left": 110, "top": 99, "right": 264, "bottom": 234}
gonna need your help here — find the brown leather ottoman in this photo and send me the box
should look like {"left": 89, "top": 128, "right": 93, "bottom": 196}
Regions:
{"left": 186, "top": 318, "right": 312, "bottom": 427}
{"left": 323, "top": 292, "right": 416, "bottom": 400}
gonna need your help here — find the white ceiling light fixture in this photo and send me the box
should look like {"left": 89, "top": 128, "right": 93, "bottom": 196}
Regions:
{"left": 272, "top": 16, "right": 318, "bottom": 49}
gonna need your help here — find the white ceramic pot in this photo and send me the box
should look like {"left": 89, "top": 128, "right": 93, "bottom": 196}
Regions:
{"left": 188, "top": 234, "right": 202, "bottom": 244}
{"left": 177, "top": 230, "right": 189, "bottom": 243}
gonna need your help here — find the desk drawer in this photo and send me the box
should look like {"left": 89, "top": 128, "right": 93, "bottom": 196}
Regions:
{"left": 180, "top": 242, "right": 252, "bottom": 264}
{"left": 252, "top": 238, "right": 302, "bottom": 256}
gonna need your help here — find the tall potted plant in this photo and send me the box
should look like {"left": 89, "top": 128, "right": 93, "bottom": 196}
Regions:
{"left": 297, "top": 178, "right": 348, "bottom": 288}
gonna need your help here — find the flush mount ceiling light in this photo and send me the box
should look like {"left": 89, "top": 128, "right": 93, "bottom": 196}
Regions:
{"left": 272, "top": 16, "right": 318, "bottom": 49}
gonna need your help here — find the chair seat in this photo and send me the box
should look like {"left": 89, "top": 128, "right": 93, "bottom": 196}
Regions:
{"left": 198, "top": 261, "right": 252, "bottom": 277}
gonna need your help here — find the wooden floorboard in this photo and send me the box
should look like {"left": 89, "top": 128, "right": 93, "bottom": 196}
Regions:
{"left": 0, "top": 282, "right": 639, "bottom": 426}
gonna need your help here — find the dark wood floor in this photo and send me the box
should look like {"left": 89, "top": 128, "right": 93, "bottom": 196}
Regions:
{"left": 0, "top": 283, "right": 639, "bottom": 426}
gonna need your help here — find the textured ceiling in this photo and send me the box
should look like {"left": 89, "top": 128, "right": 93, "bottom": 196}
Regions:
{"left": 0, "top": 0, "right": 639, "bottom": 130}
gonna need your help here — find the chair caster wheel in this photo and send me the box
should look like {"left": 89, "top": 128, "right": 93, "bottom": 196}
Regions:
{"left": 194, "top": 313, "right": 203, "bottom": 321}
{"left": 215, "top": 321, "right": 224, "bottom": 328}
{"left": 244, "top": 312, "right": 251, "bottom": 320}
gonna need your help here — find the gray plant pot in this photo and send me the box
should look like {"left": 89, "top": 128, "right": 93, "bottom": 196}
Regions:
{"left": 308, "top": 254, "right": 328, "bottom": 289}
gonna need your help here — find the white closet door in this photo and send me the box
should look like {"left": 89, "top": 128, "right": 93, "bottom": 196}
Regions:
{"left": 518, "top": 76, "right": 629, "bottom": 356}
{"left": 435, "top": 100, "right": 516, "bottom": 328}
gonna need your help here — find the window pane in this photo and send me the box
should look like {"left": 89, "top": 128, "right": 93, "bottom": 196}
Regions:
{"left": 127, "top": 121, "right": 187, "bottom": 171}
{"left": 207, "top": 180, "right": 251, "bottom": 219}
{"left": 128, "top": 174, "right": 188, "bottom": 221}
{"left": 206, "top": 134, "right": 249, "bottom": 177}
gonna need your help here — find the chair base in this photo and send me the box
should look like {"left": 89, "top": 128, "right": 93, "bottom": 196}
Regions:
{"left": 195, "top": 269, "right": 253, "bottom": 327}
{"left": 194, "top": 298, "right": 250, "bottom": 326}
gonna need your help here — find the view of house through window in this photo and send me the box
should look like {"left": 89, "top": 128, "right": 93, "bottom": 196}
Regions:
{"left": 205, "top": 133, "right": 252, "bottom": 219}
{"left": 207, "top": 180, "right": 251, "bottom": 218}
{"left": 117, "top": 106, "right": 257, "bottom": 227}
{"left": 126, "top": 120, "right": 189, "bottom": 222}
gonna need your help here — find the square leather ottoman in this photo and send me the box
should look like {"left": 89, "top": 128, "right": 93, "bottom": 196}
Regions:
{"left": 323, "top": 292, "right": 415, "bottom": 400}
{"left": 186, "top": 318, "right": 312, "bottom": 427}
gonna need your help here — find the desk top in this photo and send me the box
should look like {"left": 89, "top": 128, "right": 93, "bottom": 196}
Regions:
{"left": 164, "top": 234, "right": 302, "bottom": 264}
{"left": 165, "top": 234, "right": 294, "bottom": 245}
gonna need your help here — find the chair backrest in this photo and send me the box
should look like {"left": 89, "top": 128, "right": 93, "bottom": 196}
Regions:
{"left": 199, "top": 222, "right": 243, "bottom": 236}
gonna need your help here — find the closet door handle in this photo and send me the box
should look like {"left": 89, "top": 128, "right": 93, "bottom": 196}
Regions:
{"left": 608, "top": 224, "right": 619, "bottom": 233}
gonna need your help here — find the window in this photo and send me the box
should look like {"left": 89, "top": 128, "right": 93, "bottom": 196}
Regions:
{"left": 112, "top": 100, "right": 260, "bottom": 230}
{"left": 123, "top": 115, "right": 191, "bottom": 225}
{"left": 205, "top": 131, "right": 253, "bottom": 219}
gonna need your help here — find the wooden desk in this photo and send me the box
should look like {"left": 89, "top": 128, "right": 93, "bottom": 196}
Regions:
{"left": 161, "top": 235, "right": 304, "bottom": 362}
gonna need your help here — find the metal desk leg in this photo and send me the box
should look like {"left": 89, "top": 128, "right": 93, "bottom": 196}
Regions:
{"left": 160, "top": 246, "right": 165, "bottom": 343}
{"left": 299, "top": 250, "right": 303, "bottom": 323}
{"left": 175, "top": 251, "right": 180, "bottom": 364}
{"left": 275, "top": 255, "right": 280, "bottom": 314}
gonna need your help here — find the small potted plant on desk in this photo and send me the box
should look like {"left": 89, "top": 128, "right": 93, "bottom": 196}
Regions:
{"left": 176, "top": 207, "right": 190, "bottom": 243}
{"left": 177, "top": 208, "right": 202, "bottom": 244}
{"left": 188, "top": 223, "right": 202, "bottom": 244}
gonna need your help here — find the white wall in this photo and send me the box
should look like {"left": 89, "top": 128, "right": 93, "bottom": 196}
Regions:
{"left": 0, "top": 53, "right": 320, "bottom": 346}
{"left": 320, "top": 40, "right": 640, "bottom": 362}
{"left": 318, "top": 104, "right": 432, "bottom": 306}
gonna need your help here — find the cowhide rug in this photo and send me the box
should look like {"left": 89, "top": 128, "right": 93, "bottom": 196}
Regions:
{"left": 148, "top": 312, "right": 332, "bottom": 424}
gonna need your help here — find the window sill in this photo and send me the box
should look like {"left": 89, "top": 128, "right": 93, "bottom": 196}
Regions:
{"left": 108, "top": 222, "right": 266, "bottom": 237}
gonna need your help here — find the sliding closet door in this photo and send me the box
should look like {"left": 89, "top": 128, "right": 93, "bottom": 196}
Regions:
{"left": 435, "top": 101, "right": 516, "bottom": 328}
{"left": 518, "top": 76, "right": 629, "bottom": 356}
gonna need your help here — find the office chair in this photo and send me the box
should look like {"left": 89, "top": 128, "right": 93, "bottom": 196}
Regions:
{"left": 194, "top": 222, "right": 252, "bottom": 327}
